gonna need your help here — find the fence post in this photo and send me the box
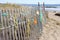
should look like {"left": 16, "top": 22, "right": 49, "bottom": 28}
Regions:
{"left": 42, "top": 2, "right": 47, "bottom": 24}
{"left": 38, "top": 2, "right": 43, "bottom": 34}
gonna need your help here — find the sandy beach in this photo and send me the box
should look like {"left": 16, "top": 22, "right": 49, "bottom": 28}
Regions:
{"left": 39, "top": 11, "right": 60, "bottom": 40}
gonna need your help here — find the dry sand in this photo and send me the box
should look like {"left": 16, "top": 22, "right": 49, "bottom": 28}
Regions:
{"left": 39, "top": 11, "right": 60, "bottom": 40}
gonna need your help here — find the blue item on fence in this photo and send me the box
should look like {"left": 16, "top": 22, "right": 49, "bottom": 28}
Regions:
{"left": 40, "top": 12, "right": 43, "bottom": 22}
{"left": 2, "top": 13, "right": 8, "bottom": 16}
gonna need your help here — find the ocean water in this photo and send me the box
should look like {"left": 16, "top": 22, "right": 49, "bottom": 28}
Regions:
{"left": 45, "top": 8, "right": 60, "bottom": 11}
{"left": 20, "top": 4, "right": 60, "bottom": 11}
{"left": 20, "top": 4, "right": 60, "bottom": 7}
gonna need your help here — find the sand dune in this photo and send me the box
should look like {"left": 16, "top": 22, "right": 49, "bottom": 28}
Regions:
{"left": 39, "top": 11, "right": 60, "bottom": 40}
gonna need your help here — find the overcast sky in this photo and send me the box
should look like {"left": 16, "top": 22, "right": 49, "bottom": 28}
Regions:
{"left": 0, "top": 0, "right": 60, "bottom": 4}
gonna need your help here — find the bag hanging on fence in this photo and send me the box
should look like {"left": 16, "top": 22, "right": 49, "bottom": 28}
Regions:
{"left": 40, "top": 12, "right": 43, "bottom": 23}
{"left": 34, "top": 17, "right": 37, "bottom": 25}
